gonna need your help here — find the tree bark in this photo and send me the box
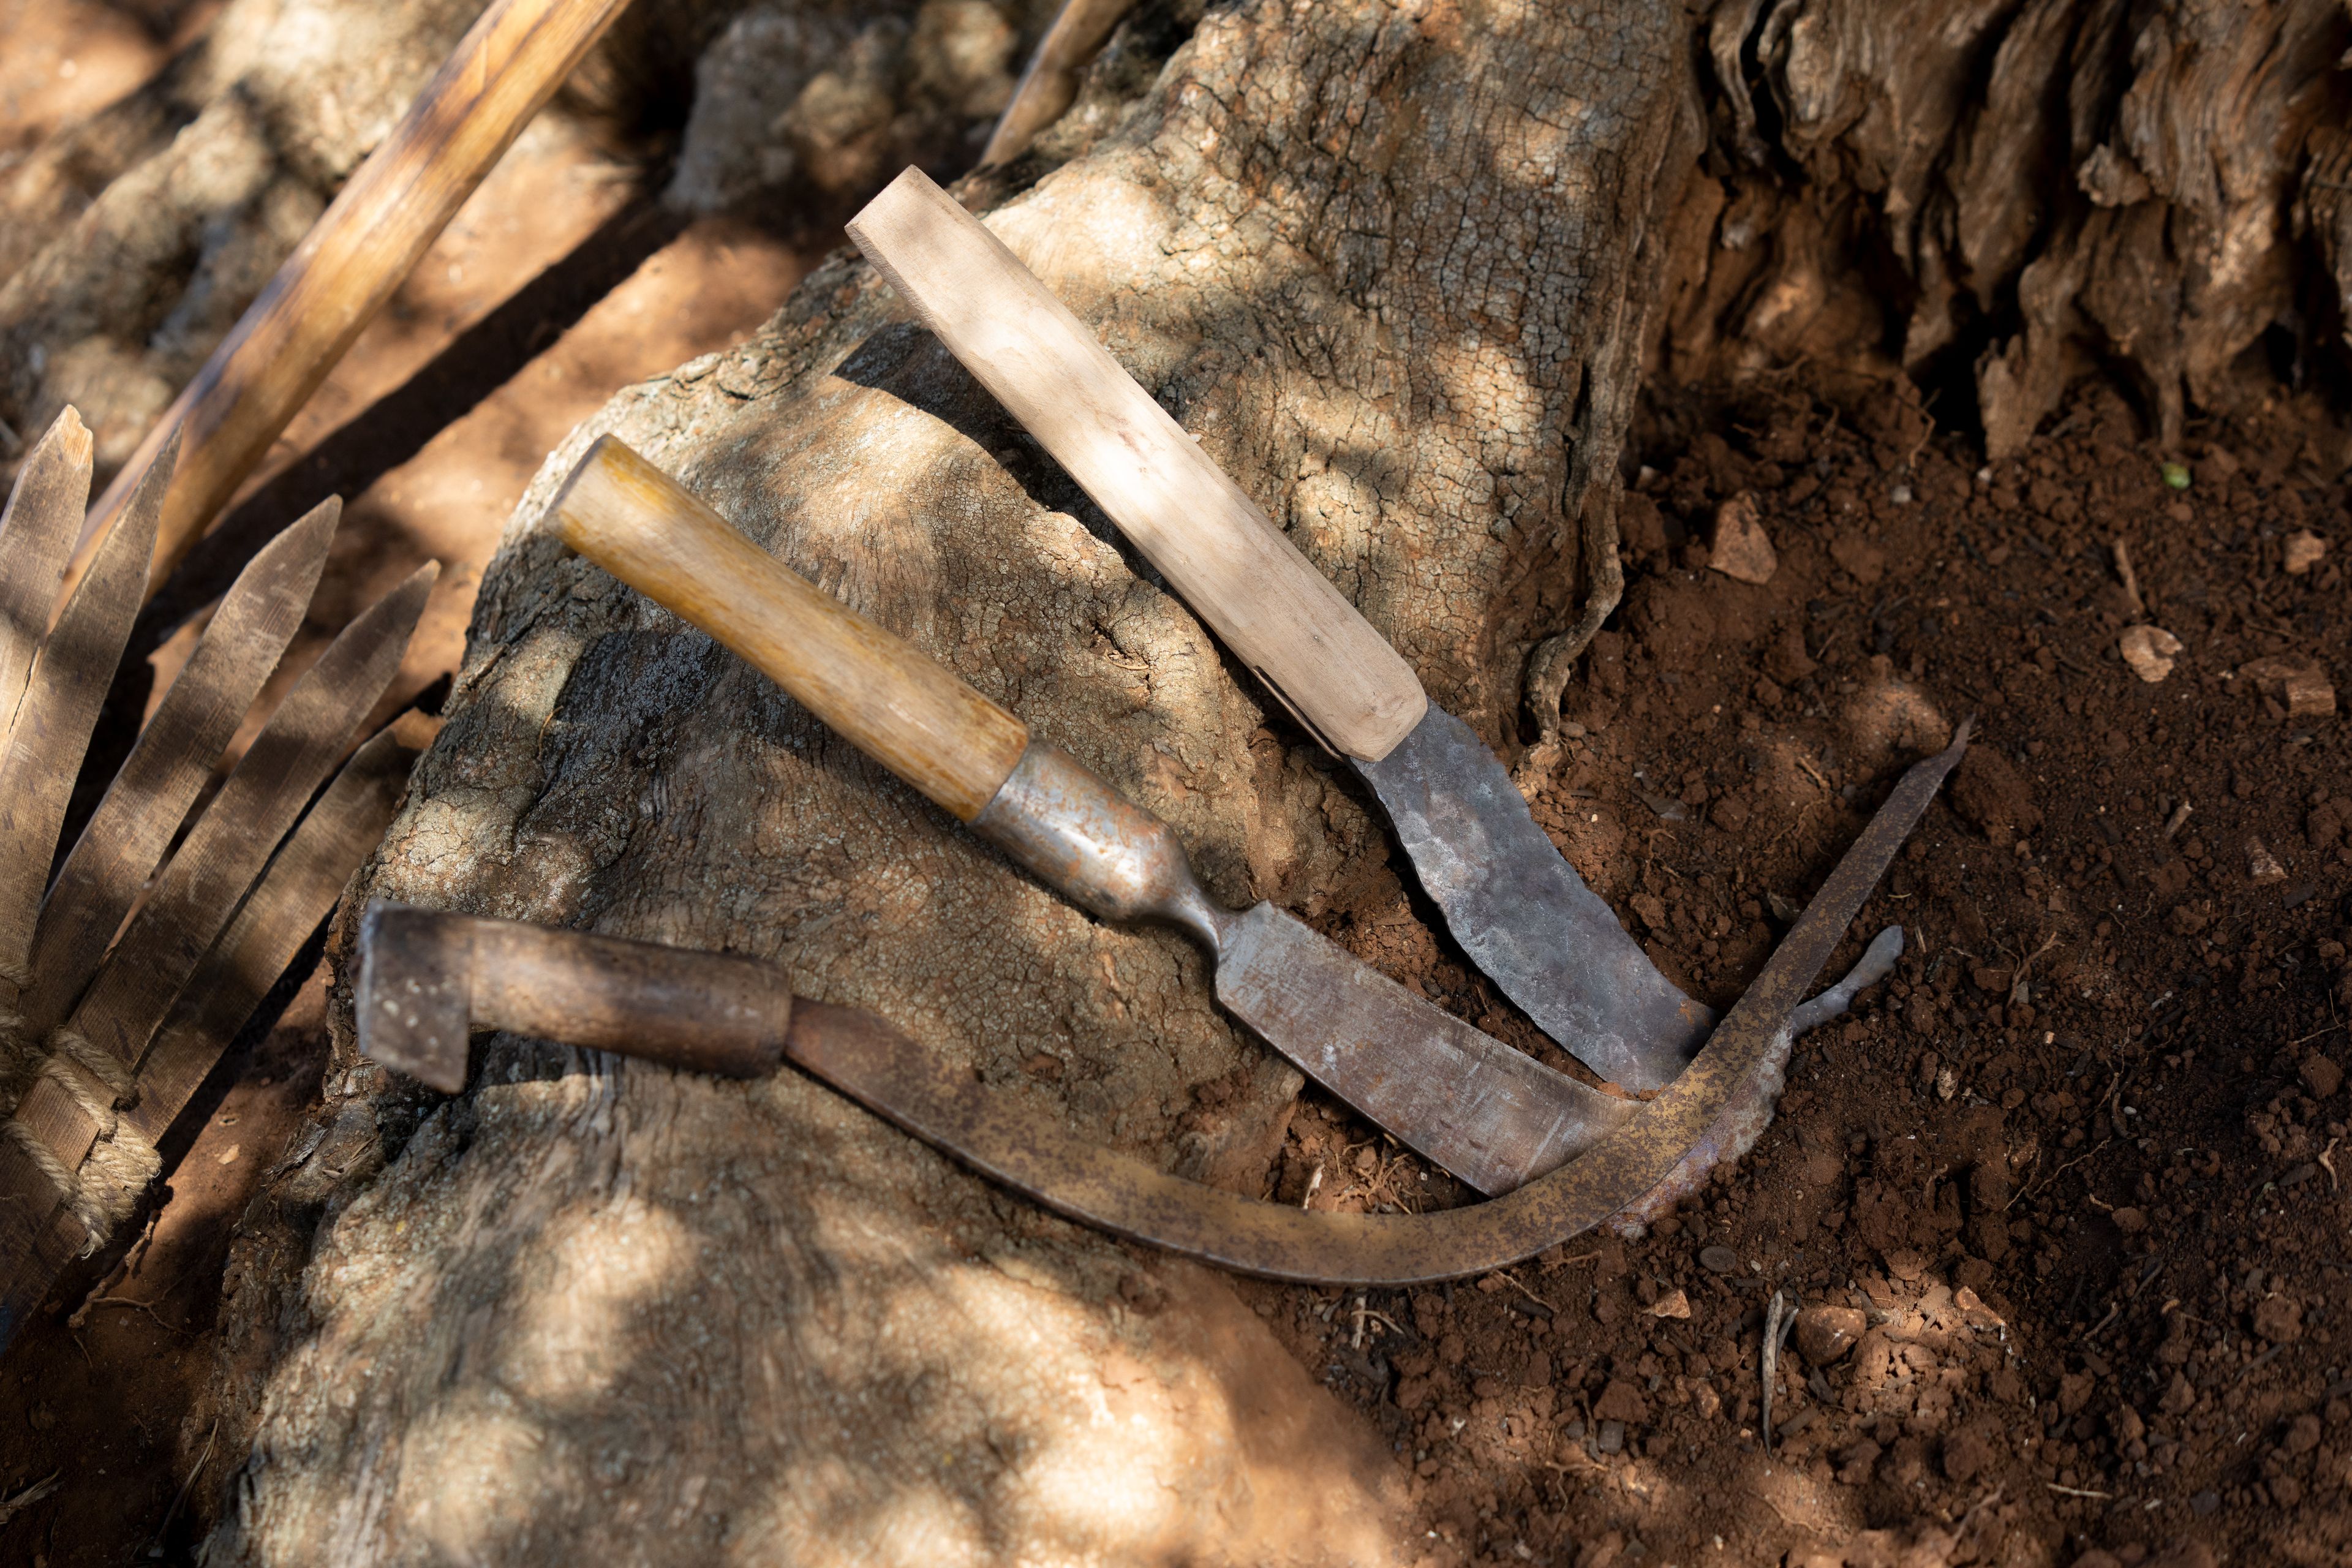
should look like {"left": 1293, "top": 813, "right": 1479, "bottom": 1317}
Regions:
{"left": 1657, "top": 0, "right": 2352, "bottom": 456}
{"left": 197, "top": 1, "right": 1694, "bottom": 1560}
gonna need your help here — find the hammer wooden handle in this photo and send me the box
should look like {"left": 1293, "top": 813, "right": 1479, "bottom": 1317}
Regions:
{"left": 845, "top": 167, "right": 1427, "bottom": 763}
{"left": 83, "top": 0, "right": 633, "bottom": 588}
{"left": 554, "top": 437, "right": 1031, "bottom": 822}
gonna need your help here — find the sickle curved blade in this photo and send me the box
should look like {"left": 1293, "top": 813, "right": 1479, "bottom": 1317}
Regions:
{"left": 1354, "top": 706, "right": 1713, "bottom": 1093}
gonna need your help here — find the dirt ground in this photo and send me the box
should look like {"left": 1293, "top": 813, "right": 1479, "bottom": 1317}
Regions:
{"left": 1246, "top": 375, "right": 2350, "bottom": 1568}
{"left": 5, "top": 13, "right": 2351, "bottom": 1568}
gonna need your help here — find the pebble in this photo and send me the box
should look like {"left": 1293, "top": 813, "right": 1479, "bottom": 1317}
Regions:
{"left": 2248, "top": 837, "right": 2287, "bottom": 885}
{"left": 2241, "top": 656, "right": 2338, "bottom": 717}
{"left": 2120, "top": 624, "right": 2184, "bottom": 682}
{"left": 1708, "top": 492, "right": 1777, "bottom": 585}
{"left": 1793, "top": 1305, "right": 1866, "bottom": 1365}
{"left": 1645, "top": 1288, "right": 1693, "bottom": 1319}
{"left": 1595, "top": 1419, "right": 1625, "bottom": 1455}
{"left": 1698, "top": 1244, "right": 1739, "bottom": 1274}
{"left": 2285, "top": 529, "right": 2327, "bottom": 575}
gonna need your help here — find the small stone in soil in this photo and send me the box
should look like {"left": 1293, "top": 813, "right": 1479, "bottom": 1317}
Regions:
{"left": 2120, "top": 624, "right": 2184, "bottom": 682}
{"left": 1793, "top": 1305, "right": 1866, "bottom": 1365}
{"left": 2301, "top": 1054, "right": 2342, "bottom": 1098}
{"left": 2241, "top": 655, "right": 2338, "bottom": 717}
{"left": 1698, "top": 1244, "right": 1739, "bottom": 1274}
{"left": 1596, "top": 1419, "right": 1625, "bottom": 1454}
{"left": 2285, "top": 529, "right": 2327, "bottom": 574}
{"left": 2248, "top": 837, "right": 2287, "bottom": 885}
{"left": 1708, "top": 492, "right": 1777, "bottom": 585}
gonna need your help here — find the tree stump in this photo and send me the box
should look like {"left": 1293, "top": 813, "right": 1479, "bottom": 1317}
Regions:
{"left": 198, "top": 0, "right": 1693, "bottom": 1559}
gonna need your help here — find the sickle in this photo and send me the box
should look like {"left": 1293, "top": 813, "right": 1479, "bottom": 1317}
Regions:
{"left": 362, "top": 725, "right": 1965, "bottom": 1286}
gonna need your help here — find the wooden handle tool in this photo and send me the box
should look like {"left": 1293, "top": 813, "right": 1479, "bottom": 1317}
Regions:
{"left": 553, "top": 437, "right": 1031, "bottom": 821}
{"left": 845, "top": 167, "right": 1427, "bottom": 762}
{"left": 359, "top": 904, "right": 796, "bottom": 1091}
{"left": 80, "top": 0, "right": 635, "bottom": 590}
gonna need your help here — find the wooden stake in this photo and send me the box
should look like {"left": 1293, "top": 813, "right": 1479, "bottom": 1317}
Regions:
{"left": 78, "top": 0, "right": 634, "bottom": 592}
{"left": 981, "top": 0, "right": 1138, "bottom": 167}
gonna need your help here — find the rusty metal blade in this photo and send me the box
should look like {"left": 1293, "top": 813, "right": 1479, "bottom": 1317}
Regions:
{"left": 0, "top": 410, "right": 94, "bottom": 748}
{"left": 786, "top": 725, "right": 1967, "bottom": 1284}
{"left": 0, "top": 720, "right": 423, "bottom": 1352}
{"left": 0, "top": 429, "right": 173, "bottom": 980}
{"left": 20, "top": 499, "right": 340, "bottom": 1035}
{"left": 1354, "top": 706, "right": 1713, "bottom": 1091}
{"left": 1213, "top": 903, "right": 1632, "bottom": 1195}
{"left": 64, "top": 562, "right": 434, "bottom": 1070}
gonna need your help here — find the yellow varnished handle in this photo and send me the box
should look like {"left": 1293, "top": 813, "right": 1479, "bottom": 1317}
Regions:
{"left": 554, "top": 437, "right": 1030, "bottom": 821}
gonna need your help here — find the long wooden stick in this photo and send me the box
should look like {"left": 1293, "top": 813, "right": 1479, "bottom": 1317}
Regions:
{"left": 77, "top": 0, "right": 633, "bottom": 592}
{"left": 981, "top": 0, "right": 1138, "bottom": 166}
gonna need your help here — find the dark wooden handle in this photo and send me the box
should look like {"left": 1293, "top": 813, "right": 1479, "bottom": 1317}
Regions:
{"left": 465, "top": 917, "right": 794, "bottom": 1078}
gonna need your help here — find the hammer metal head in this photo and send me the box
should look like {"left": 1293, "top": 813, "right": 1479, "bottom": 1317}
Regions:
{"left": 356, "top": 901, "right": 472, "bottom": 1091}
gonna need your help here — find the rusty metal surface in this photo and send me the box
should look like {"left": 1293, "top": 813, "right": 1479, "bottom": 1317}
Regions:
{"left": 785, "top": 726, "right": 1967, "bottom": 1283}
{"left": 971, "top": 741, "right": 1632, "bottom": 1194}
{"left": 1354, "top": 706, "right": 1714, "bottom": 1091}
{"left": 357, "top": 905, "right": 475, "bottom": 1091}
{"left": 1214, "top": 905, "right": 1632, "bottom": 1194}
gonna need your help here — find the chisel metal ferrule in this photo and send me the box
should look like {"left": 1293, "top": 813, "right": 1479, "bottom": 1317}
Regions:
{"left": 970, "top": 741, "right": 1229, "bottom": 953}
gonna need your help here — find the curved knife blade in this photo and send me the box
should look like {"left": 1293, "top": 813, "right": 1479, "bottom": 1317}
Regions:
{"left": 1355, "top": 706, "right": 1713, "bottom": 1091}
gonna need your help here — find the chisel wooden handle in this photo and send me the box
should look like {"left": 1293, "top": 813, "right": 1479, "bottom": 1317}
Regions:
{"left": 81, "top": 0, "right": 634, "bottom": 589}
{"left": 554, "top": 437, "right": 1030, "bottom": 821}
{"left": 846, "top": 167, "right": 1427, "bottom": 763}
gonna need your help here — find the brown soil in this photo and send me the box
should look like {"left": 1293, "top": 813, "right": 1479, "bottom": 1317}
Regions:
{"left": 1243, "top": 375, "right": 2350, "bottom": 1568}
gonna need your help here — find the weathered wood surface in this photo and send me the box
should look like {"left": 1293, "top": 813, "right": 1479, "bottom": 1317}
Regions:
{"left": 80, "top": 0, "right": 636, "bottom": 584}
{"left": 848, "top": 167, "right": 1428, "bottom": 763}
{"left": 200, "top": 0, "right": 1694, "bottom": 1559}
{"left": 0, "top": 0, "right": 1056, "bottom": 500}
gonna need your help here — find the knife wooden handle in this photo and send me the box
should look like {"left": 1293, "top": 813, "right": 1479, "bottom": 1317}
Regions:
{"left": 846, "top": 167, "right": 1428, "bottom": 763}
{"left": 81, "top": 0, "right": 634, "bottom": 590}
{"left": 554, "top": 437, "right": 1030, "bottom": 822}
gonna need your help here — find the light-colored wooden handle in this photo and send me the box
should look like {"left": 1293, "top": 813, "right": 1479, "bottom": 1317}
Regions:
{"left": 80, "top": 0, "right": 634, "bottom": 591}
{"left": 845, "top": 167, "right": 1427, "bottom": 762}
{"left": 555, "top": 437, "right": 1031, "bottom": 822}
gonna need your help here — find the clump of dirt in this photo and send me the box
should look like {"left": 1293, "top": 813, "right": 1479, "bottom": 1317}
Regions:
{"left": 1244, "top": 376, "right": 2350, "bottom": 1567}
